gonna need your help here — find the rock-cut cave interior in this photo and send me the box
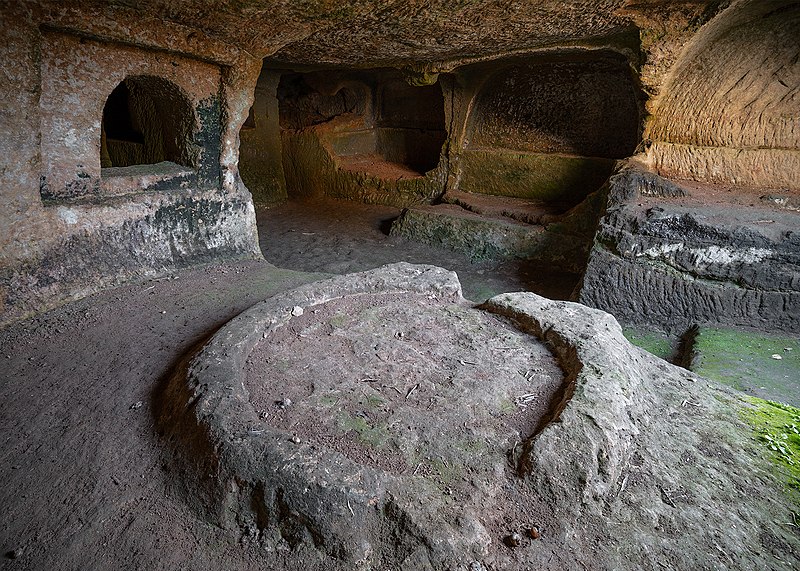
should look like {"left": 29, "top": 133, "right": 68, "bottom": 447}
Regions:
{"left": 1, "top": 1, "right": 799, "bottom": 570}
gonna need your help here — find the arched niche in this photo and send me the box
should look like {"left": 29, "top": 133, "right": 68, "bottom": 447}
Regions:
{"left": 458, "top": 53, "right": 641, "bottom": 205}
{"left": 468, "top": 56, "right": 640, "bottom": 159}
{"left": 276, "top": 69, "right": 447, "bottom": 179}
{"left": 646, "top": 0, "right": 800, "bottom": 190}
{"left": 100, "top": 75, "right": 198, "bottom": 172}
{"left": 375, "top": 78, "right": 447, "bottom": 175}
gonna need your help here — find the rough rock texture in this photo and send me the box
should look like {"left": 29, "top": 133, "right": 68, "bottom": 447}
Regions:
{"left": 281, "top": 119, "right": 446, "bottom": 207}
{"left": 645, "top": 0, "right": 800, "bottom": 190}
{"left": 38, "top": 30, "right": 223, "bottom": 200}
{"left": 263, "top": 1, "right": 638, "bottom": 68}
{"left": 389, "top": 187, "right": 605, "bottom": 273}
{"left": 239, "top": 71, "right": 289, "bottom": 205}
{"left": 467, "top": 55, "right": 640, "bottom": 158}
{"left": 161, "top": 263, "right": 799, "bottom": 570}
{"left": 161, "top": 264, "right": 505, "bottom": 569}
{"left": 0, "top": 3, "right": 262, "bottom": 325}
{"left": 390, "top": 204, "right": 553, "bottom": 262}
{"left": 483, "top": 291, "right": 798, "bottom": 571}
{"left": 271, "top": 67, "right": 450, "bottom": 206}
{"left": 618, "top": 0, "right": 730, "bottom": 112}
{"left": 5, "top": 0, "right": 797, "bottom": 337}
{"left": 456, "top": 151, "right": 615, "bottom": 204}
{"left": 18, "top": 0, "right": 730, "bottom": 74}
{"left": 579, "top": 164, "right": 800, "bottom": 333}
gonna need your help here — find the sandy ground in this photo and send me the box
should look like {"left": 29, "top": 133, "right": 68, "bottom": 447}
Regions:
{"left": 256, "top": 197, "right": 580, "bottom": 302}
{"left": 0, "top": 198, "right": 572, "bottom": 571}
{"left": 0, "top": 261, "right": 358, "bottom": 571}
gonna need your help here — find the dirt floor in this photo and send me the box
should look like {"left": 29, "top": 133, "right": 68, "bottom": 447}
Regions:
{"left": 256, "top": 197, "right": 580, "bottom": 302}
{"left": 0, "top": 198, "right": 575, "bottom": 571}
{"left": 0, "top": 262, "right": 346, "bottom": 571}
{"left": 0, "top": 196, "right": 795, "bottom": 570}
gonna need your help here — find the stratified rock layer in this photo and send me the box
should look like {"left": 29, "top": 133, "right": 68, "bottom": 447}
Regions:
{"left": 579, "top": 165, "right": 800, "bottom": 334}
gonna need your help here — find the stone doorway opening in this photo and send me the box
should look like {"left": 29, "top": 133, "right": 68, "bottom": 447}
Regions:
{"left": 100, "top": 75, "right": 197, "bottom": 172}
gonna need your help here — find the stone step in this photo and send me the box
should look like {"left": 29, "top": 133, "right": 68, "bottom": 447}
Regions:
{"left": 390, "top": 190, "right": 595, "bottom": 267}
{"left": 441, "top": 189, "right": 569, "bottom": 225}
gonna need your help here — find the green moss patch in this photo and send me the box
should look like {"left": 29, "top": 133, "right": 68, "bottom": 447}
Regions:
{"left": 740, "top": 396, "right": 800, "bottom": 493}
{"left": 693, "top": 327, "right": 799, "bottom": 407}
{"left": 622, "top": 326, "right": 674, "bottom": 361}
{"left": 337, "top": 412, "right": 389, "bottom": 448}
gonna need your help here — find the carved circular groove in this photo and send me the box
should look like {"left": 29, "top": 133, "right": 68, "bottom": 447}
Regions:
{"left": 165, "top": 263, "right": 567, "bottom": 568}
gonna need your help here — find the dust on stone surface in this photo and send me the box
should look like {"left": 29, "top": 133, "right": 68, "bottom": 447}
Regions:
{"left": 239, "top": 285, "right": 570, "bottom": 567}
{"left": 245, "top": 290, "right": 563, "bottom": 481}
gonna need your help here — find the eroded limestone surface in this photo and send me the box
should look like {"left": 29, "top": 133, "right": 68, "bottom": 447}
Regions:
{"left": 579, "top": 164, "right": 800, "bottom": 334}
{"left": 162, "top": 264, "right": 562, "bottom": 568}
{"left": 161, "top": 263, "right": 799, "bottom": 570}
{"left": 245, "top": 291, "right": 562, "bottom": 478}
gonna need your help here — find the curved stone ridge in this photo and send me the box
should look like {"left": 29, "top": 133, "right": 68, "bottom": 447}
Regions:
{"left": 481, "top": 293, "right": 798, "bottom": 571}
{"left": 161, "top": 263, "right": 798, "bottom": 570}
{"left": 163, "top": 263, "right": 508, "bottom": 568}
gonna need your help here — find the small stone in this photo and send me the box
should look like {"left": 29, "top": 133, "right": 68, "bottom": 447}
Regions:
{"left": 771, "top": 354, "right": 783, "bottom": 360}
{"left": 469, "top": 562, "right": 486, "bottom": 571}
{"left": 785, "top": 347, "right": 793, "bottom": 352}
{"left": 504, "top": 532, "right": 522, "bottom": 547}
{"left": 5, "top": 548, "right": 22, "bottom": 560}
{"left": 528, "top": 526, "right": 541, "bottom": 540}
{"left": 161, "top": 310, "right": 166, "bottom": 314}
{"left": 130, "top": 401, "right": 143, "bottom": 410}
{"left": 277, "top": 398, "right": 292, "bottom": 409}
{"left": 290, "top": 435, "right": 301, "bottom": 444}
{"left": 291, "top": 306, "right": 304, "bottom": 317}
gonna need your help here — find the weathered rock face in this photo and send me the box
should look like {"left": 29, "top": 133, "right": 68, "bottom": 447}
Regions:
{"left": 578, "top": 164, "right": 800, "bottom": 334}
{"left": 161, "top": 264, "right": 561, "bottom": 568}
{"left": 0, "top": 2, "right": 262, "bottom": 325}
{"left": 644, "top": 0, "right": 800, "bottom": 190}
{"left": 161, "top": 263, "right": 799, "bottom": 570}
{"left": 255, "top": 48, "right": 642, "bottom": 273}
{"left": 3, "top": 0, "right": 797, "bottom": 334}
{"left": 272, "top": 67, "right": 451, "bottom": 206}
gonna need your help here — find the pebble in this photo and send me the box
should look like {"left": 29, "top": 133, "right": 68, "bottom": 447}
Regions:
{"left": 504, "top": 532, "right": 522, "bottom": 547}
{"left": 528, "top": 526, "right": 541, "bottom": 540}
{"left": 771, "top": 354, "right": 783, "bottom": 360}
{"left": 290, "top": 435, "right": 301, "bottom": 444}
{"left": 291, "top": 306, "right": 304, "bottom": 317}
{"left": 5, "top": 548, "right": 22, "bottom": 559}
{"left": 277, "top": 398, "right": 292, "bottom": 409}
{"left": 130, "top": 401, "right": 143, "bottom": 410}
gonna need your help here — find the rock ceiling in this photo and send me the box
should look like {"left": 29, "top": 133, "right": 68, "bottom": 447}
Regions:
{"left": 46, "top": 0, "right": 719, "bottom": 67}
